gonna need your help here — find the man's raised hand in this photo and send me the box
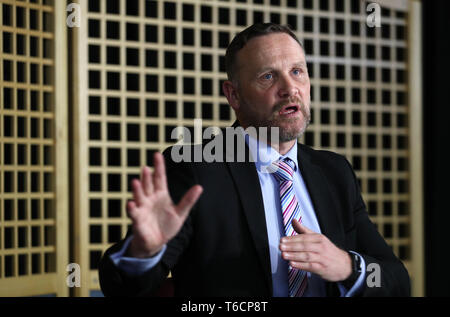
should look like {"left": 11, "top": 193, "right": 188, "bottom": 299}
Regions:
{"left": 126, "top": 152, "right": 203, "bottom": 258}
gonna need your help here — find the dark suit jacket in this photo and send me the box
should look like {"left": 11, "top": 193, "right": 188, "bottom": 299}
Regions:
{"left": 99, "top": 131, "right": 410, "bottom": 297}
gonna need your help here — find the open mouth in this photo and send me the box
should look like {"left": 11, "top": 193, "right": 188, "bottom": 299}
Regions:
{"left": 279, "top": 104, "right": 300, "bottom": 116}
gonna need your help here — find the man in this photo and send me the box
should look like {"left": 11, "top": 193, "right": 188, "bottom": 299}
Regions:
{"left": 99, "top": 23, "right": 410, "bottom": 297}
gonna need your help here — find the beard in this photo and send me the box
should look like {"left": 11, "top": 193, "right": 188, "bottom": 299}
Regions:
{"left": 237, "top": 96, "right": 311, "bottom": 143}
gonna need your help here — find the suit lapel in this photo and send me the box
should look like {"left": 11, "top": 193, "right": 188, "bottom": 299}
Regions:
{"left": 225, "top": 131, "right": 273, "bottom": 295}
{"left": 297, "top": 145, "right": 345, "bottom": 248}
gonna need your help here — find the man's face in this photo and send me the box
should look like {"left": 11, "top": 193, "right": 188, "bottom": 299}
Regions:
{"left": 230, "top": 33, "right": 311, "bottom": 142}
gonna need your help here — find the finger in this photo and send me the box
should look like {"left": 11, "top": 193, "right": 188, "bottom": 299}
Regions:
{"left": 126, "top": 200, "right": 138, "bottom": 220}
{"left": 282, "top": 251, "right": 321, "bottom": 263}
{"left": 292, "top": 219, "right": 314, "bottom": 234}
{"left": 141, "top": 166, "right": 153, "bottom": 196}
{"left": 279, "top": 241, "right": 322, "bottom": 253}
{"left": 175, "top": 185, "right": 203, "bottom": 220}
{"left": 289, "top": 261, "right": 322, "bottom": 274}
{"left": 132, "top": 179, "right": 146, "bottom": 206}
{"left": 153, "top": 152, "right": 168, "bottom": 191}
{"left": 281, "top": 233, "right": 322, "bottom": 244}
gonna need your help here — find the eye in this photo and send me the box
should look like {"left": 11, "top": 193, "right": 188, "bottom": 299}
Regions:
{"left": 263, "top": 73, "right": 273, "bottom": 80}
{"left": 292, "top": 68, "right": 302, "bottom": 76}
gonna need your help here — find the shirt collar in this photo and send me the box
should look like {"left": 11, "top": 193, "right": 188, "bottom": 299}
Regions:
{"left": 241, "top": 128, "right": 298, "bottom": 172}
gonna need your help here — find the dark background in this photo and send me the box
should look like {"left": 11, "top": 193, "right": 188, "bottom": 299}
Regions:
{"left": 422, "top": 0, "right": 450, "bottom": 296}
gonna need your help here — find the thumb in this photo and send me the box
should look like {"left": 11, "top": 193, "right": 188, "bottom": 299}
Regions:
{"left": 176, "top": 185, "right": 203, "bottom": 219}
{"left": 292, "top": 219, "right": 313, "bottom": 234}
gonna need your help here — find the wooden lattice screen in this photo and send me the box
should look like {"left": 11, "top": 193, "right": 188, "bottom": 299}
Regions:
{"left": 1, "top": 0, "right": 423, "bottom": 296}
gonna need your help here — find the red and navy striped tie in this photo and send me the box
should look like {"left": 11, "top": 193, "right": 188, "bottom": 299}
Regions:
{"left": 272, "top": 158, "right": 308, "bottom": 297}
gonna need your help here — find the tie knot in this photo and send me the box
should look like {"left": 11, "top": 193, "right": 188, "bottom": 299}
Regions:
{"left": 272, "top": 158, "right": 296, "bottom": 182}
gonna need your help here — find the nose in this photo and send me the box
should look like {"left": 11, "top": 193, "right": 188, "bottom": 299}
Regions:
{"left": 277, "top": 74, "right": 299, "bottom": 99}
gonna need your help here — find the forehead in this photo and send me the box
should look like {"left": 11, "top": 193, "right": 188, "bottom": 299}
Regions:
{"left": 236, "top": 33, "right": 306, "bottom": 72}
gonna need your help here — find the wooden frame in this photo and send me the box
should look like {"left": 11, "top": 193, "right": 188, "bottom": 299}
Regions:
{"left": 0, "top": 0, "right": 68, "bottom": 296}
{"left": 408, "top": 0, "right": 424, "bottom": 297}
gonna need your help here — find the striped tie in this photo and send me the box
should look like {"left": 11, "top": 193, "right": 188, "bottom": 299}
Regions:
{"left": 272, "top": 158, "right": 308, "bottom": 297}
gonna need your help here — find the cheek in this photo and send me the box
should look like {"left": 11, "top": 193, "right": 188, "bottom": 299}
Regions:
{"left": 299, "top": 85, "right": 311, "bottom": 102}
{"left": 242, "top": 89, "right": 273, "bottom": 109}
{"left": 300, "top": 81, "right": 311, "bottom": 94}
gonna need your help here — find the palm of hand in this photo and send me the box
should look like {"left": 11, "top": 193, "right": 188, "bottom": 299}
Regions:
{"left": 127, "top": 153, "right": 203, "bottom": 258}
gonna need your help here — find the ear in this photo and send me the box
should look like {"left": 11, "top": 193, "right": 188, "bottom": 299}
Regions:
{"left": 222, "top": 80, "right": 240, "bottom": 111}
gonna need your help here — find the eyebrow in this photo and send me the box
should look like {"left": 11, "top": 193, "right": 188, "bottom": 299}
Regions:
{"left": 256, "top": 62, "right": 307, "bottom": 75}
{"left": 293, "top": 62, "right": 307, "bottom": 68}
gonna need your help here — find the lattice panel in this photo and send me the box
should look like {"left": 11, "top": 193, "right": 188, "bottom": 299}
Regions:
{"left": 0, "top": 0, "right": 68, "bottom": 296}
{"left": 71, "top": 0, "right": 420, "bottom": 296}
{"left": 299, "top": 0, "right": 411, "bottom": 267}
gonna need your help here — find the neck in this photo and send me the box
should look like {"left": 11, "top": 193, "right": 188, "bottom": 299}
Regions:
{"left": 237, "top": 121, "right": 297, "bottom": 155}
{"left": 270, "top": 139, "right": 296, "bottom": 155}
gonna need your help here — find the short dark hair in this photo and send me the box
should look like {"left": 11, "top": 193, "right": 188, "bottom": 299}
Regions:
{"left": 225, "top": 23, "right": 303, "bottom": 82}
